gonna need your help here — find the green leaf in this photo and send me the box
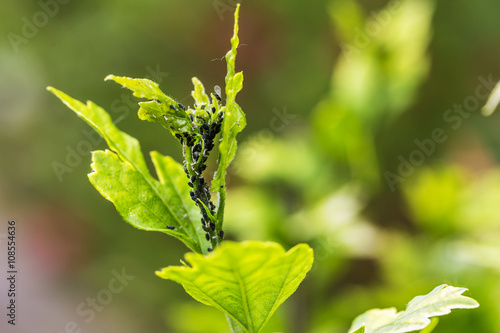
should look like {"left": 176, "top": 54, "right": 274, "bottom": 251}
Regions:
{"left": 212, "top": 4, "right": 246, "bottom": 222}
{"left": 47, "top": 87, "right": 149, "bottom": 175}
{"left": 348, "top": 284, "right": 479, "bottom": 333}
{"left": 47, "top": 87, "right": 208, "bottom": 254}
{"left": 104, "top": 75, "right": 193, "bottom": 133}
{"left": 156, "top": 241, "right": 314, "bottom": 333}
{"left": 418, "top": 318, "right": 438, "bottom": 333}
{"left": 104, "top": 75, "right": 171, "bottom": 102}
{"left": 191, "top": 77, "right": 210, "bottom": 106}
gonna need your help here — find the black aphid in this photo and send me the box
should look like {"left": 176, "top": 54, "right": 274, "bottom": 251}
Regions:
{"left": 178, "top": 103, "right": 186, "bottom": 110}
{"left": 169, "top": 105, "right": 176, "bottom": 110}
{"left": 166, "top": 225, "right": 175, "bottom": 230}
{"left": 219, "top": 230, "right": 224, "bottom": 239}
{"left": 205, "top": 233, "right": 210, "bottom": 241}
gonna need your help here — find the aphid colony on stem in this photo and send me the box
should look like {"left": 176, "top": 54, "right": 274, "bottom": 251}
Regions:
{"left": 158, "top": 86, "right": 225, "bottom": 252}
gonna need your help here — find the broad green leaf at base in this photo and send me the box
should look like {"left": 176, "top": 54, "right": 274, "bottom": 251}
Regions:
{"left": 156, "top": 241, "right": 314, "bottom": 333}
{"left": 348, "top": 284, "right": 479, "bottom": 333}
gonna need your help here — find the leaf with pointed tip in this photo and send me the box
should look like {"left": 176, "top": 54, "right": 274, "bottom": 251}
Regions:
{"left": 192, "top": 77, "right": 210, "bottom": 106}
{"left": 156, "top": 241, "right": 314, "bottom": 333}
{"left": 47, "top": 87, "right": 149, "bottom": 175}
{"left": 212, "top": 4, "right": 246, "bottom": 222}
{"left": 104, "top": 75, "right": 192, "bottom": 133}
{"left": 348, "top": 285, "right": 479, "bottom": 333}
{"left": 47, "top": 87, "right": 208, "bottom": 254}
{"left": 104, "top": 75, "right": 171, "bottom": 103}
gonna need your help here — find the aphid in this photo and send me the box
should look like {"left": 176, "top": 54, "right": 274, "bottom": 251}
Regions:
{"left": 205, "top": 233, "right": 210, "bottom": 241}
{"left": 219, "top": 230, "right": 224, "bottom": 239}
{"left": 178, "top": 103, "right": 186, "bottom": 110}
{"left": 207, "top": 247, "right": 213, "bottom": 252}
{"left": 170, "top": 125, "right": 175, "bottom": 130}
{"left": 188, "top": 182, "right": 193, "bottom": 188}
{"left": 214, "top": 85, "right": 222, "bottom": 102}
{"left": 210, "top": 222, "right": 215, "bottom": 231}
{"left": 211, "top": 107, "right": 216, "bottom": 113}
{"left": 166, "top": 225, "right": 175, "bottom": 230}
{"left": 169, "top": 105, "right": 176, "bottom": 110}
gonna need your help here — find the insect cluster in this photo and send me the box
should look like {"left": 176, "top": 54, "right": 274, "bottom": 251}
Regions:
{"left": 166, "top": 87, "right": 225, "bottom": 252}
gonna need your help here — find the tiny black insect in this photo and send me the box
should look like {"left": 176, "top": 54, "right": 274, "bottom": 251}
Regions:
{"left": 169, "top": 105, "right": 176, "bottom": 110}
{"left": 219, "top": 230, "right": 224, "bottom": 239}
{"left": 207, "top": 247, "right": 213, "bottom": 252}
{"left": 178, "top": 103, "right": 186, "bottom": 110}
{"left": 205, "top": 233, "right": 210, "bottom": 241}
{"left": 166, "top": 225, "right": 175, "bottom": 230}
{"left": 170, "top": 125, "right": 175, "bottom": 130}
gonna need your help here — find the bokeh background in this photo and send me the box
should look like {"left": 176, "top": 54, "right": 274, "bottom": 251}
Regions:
{"left": 1, "top": 0, "right": 500, "bottom": 332}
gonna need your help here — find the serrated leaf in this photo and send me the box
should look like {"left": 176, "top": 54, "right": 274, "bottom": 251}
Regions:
{"left": 191, "top": 77, "right": 210, "bottom": 106}
{"left": 105, "top": 75, "right": 192, "bottom": 133}
{"left": 47, "top": 87, "right": 208, "bottom": 254}
{"left": 348, "top": 284, "right": 479, "bottom": 333}
{"left": 47, "top": 87, "right": 149, "bottom": 175}
{"left": 156, "top": 241, "right": 314, "bottom": 333}
{"left": 212, "top": 4, "right": 246, "bottom": 222}
{"left": 104, "top": 75, "right": 171, "bottom": 103}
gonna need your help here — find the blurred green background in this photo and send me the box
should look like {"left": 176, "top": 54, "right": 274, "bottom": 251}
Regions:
{"left": 1, "top": 0, "right": 500, "bottom": 332}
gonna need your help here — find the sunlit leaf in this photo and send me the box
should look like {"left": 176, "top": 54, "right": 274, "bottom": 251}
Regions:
{"left": 212, "top": 4, "right": 247, "bottom": 222}
{"left": 104, "top": 75, "right": 192, "bottom": 133}
{"left": 348, "top": 284, "right": 479, "bottom": 333}
{"left": 47, "top": 87, "right": 208, "bottom": 253}
{"left": 157, "top": 241, "right": 314, "bottom": 333}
